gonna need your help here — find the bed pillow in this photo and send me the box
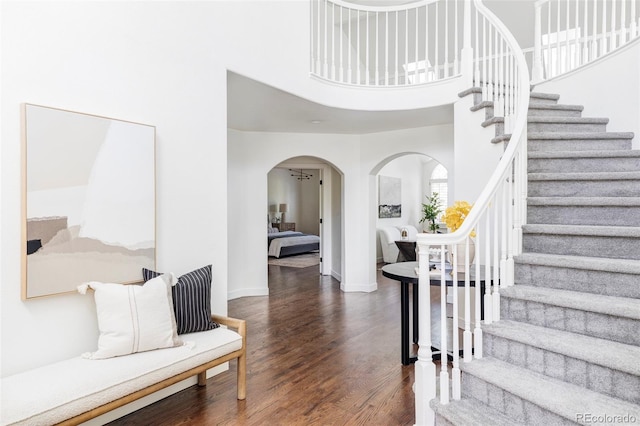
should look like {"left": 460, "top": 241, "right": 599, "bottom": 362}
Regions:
{"left": 77, "top": 273, "right": 183, "bottom": 359}
{"left": 142, "top": 265, "right": 219, "bottom": 335}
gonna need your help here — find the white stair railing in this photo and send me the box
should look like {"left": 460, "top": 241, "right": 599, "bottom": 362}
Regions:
{"left": 532, "top": 0, "right": 640, "bottom": 83}
{"left": 413, "top": 0, "right": 530, "bottom": 424}
{"left": 310, "top": 0, "right": 466, "bottom": 86}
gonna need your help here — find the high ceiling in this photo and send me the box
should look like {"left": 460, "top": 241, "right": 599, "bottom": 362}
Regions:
{"left": 227, "top": 72, "right": 453, "bottom": 135}
{"left": 226, "top": 0, "right": 536, "bottom": 135}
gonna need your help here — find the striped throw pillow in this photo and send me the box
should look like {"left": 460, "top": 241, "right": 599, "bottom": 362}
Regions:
{"left": 142, "top": 265, "right": 219, "bottom": 335}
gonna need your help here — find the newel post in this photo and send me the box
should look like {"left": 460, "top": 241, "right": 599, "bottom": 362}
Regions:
{"left": 531, "top": 2, "right": 545, "bottom": 83}
{"left": 414, "top": 241, "right": 436, "bottom": 426}
{"left": 461, "top": 0, "right": 474, "bottom": 86}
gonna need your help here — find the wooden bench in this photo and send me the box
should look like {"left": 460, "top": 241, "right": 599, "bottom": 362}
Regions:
{"left": 1, "top": 315, "right": 246, "bottom": 426}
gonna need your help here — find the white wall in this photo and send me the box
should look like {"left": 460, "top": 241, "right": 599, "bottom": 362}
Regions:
{"left": 535, "top": 39, "right": 640, "bottom": 148}
{"left": 0, "top": 0, "right": 461, "bottom": 379}
{"left": 1, "top": 1, "right": 231, "bottom": 377}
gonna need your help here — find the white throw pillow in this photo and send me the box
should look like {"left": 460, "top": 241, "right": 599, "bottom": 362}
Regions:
{"left": 78, "top": 273, "right": 183, "bottom": 359}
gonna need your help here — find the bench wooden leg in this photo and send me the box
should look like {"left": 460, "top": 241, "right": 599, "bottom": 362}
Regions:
{"left": 237, "top": 353, "right": 246, "bottom": 400}
{"left": 197, "top": 371, "right": 207, "bottom": 386}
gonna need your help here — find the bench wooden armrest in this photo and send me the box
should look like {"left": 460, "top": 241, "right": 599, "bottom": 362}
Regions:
{"left": 208, "top": 314, "right": 246, "bottom": 400}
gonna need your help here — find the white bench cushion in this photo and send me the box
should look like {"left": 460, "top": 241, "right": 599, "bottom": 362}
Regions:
{"left": 1, "top": 327, "right": 242, "bottom": 426}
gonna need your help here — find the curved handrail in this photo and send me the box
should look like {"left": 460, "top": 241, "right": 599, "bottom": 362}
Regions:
{"left": 330, "top": 0, "right": 433, "bottom": 13}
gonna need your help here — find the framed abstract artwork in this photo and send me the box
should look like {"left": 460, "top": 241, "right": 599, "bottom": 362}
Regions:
{"left": 378, "top": 175, "right": 401, "bottom": 218}
{"left": 22, "top": 104, "right": 156, "bottom": 299}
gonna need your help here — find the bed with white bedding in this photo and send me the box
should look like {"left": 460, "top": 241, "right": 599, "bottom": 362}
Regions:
{"left": 267, "top": 229, "right": 320, "bottom": 258}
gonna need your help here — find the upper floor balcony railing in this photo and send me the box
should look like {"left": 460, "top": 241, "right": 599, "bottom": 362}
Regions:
{"left": 310, "top": 0, "right": 466, "bottom": 86}
{"left": 532, "top": 0, "right": 640, "bottom": 82}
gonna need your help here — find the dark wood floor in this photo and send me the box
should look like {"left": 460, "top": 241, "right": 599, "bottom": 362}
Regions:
{"left": 110, "top": 263, "right": 418, "bottom": 425}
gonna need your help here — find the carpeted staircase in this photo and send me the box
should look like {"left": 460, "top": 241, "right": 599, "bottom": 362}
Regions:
{"left": 431, "top": 91, "right": 640, "bottom": 425}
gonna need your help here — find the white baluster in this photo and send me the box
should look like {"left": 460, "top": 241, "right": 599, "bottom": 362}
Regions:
{"left": 620, "top": 0, "right": 627, "bottom": 45}
{"left": 565, "top": 0, "right": 570, "bottom": 73}
{"left": 395, "top": 11, "right": 399, "bottom": 85}
{"left": 493, "top": 190, "right": 500, "bottom": 323}
{"left": 357, "top": 9, "right": 360, "bottom": 85}
{"left": 385, "top": 11, "right": 389, "bottom": 86}
{"left": 630, "top": 0, "right": 636, "bottom": 39}
{"left": 592, "top": 0, "right": 598, "bottom": 61}
{"left": 331, "top": 2, "right": 335, "bottom": 80}
{"left": 601, "top": 0, "right": 608, "bottom": 54}
{"left": 324, "top": 0, "right": 328, "bottom": 77}
{"left": 444, "top": 0, "right": 449, "bottom": 78}
{"left": 415, "top": 6, "right": 419, "bottom": 84}
{"left": 425, "top": 5, "right": 429, "bottom": 82}
{"left": 339, "top": 5, "right": 343, "bottom": 83}
{"left": 415, "top": 243, "right": 436, "bottom": 426}
{"left": 463, "top": 237, "right": 472, "bottom": 363}
{"left": 547, "top": 2, "right": 552, "bottom": 76}
{"left": 611, "top": 0, "right": 617, "bottom": 51}
{"left": 583, "top": 0, "right": 589, "bottom": 65}
{"left": 348, "top": 8, "right": 352, "bottom": 84}
{"left": 375, "top": 12, "right": 379, "bottom": 85}
{"left": 483, "top": 212, "right": 493, "bottom": 325}
{"left": 556, "top": 0, "right": 561, "bottom": 74}
{"left": 405, "top": 9, "right": 409, "bottom": 84}
{"left": 483, "top": 16, "right": 488, "bottom": 98}
{"left": 500, "top": 178, "right": 508, "bottom": 290}
{"left": 507, "top": 161, "right": 515, "bottom": 287}
{"left": 439, "top": 244, "right": 449, "bottom": 405}
{"left": 474, "top": 223, "right": 483, "bottom": 359}
{"left": 366, "top": 11, "right": 369, "bottom": 85}
{"left": 435, "top": 1, "right": 440, "bottom": 79}
{"left": 474, "top": 7, "right": 480, "bottom": 86}
{"left": 454, "top": 0, "right": 459, "bottom": 76}
{"left": 452, "top": 240, "right": 461, "bottom": 400}
{"left": 575, "top": 0, "right": 580, "bottom": 68}
{"left": 532, "top": 2, "right": 544, "bottom": 82}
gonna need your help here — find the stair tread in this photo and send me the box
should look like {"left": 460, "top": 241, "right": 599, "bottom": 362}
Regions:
{"left": 515, "top": 252, "right": 640, "bottom": 275}
{"left": 528, "top": 131, "right": 634, "bottom": 139}
{"left": 529, "top": 171, "right": 640, "bottom": 180}
{"left": 501, "top": 285, "right": 640, "bottom": 320}
{"left": 528, "top": 196, "right": 640, "bottom": 206}
{"left": 461, "top": 358, "right": 640, "bottom": 420}
{"left": 431, "top": 397, "right": 520, "bottom": 426}
{"left": 528, "top": 102, "right": 583, "bottom": 111}
{"left": 529, "top": 149, "right": 640, "bottom": 158}
{"left": 484, "top": 320, "right": 640, "bottom": 376}
{"left": 527, "top": 116, "right": 608, "bottom": 123}
{"left": 523, "top": 223, "right": 640, "bottom": 237}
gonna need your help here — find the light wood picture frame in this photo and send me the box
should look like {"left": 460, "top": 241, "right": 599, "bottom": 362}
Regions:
{"left": 22, "top": 104, "right": 156, "bottom": 299}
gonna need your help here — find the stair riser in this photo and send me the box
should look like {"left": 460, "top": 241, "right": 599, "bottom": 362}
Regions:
{"left": 528, "top": 179, "right": 640, "bottom": 197}
{"left": 528, "top": 157, "right": 640, "bottom": 173}
{"left": 527, "top": 108, "right": 582, "bottom": 118}
{"left": 461, "top": 373, "right": 574, "bottom": 425}
{"left": 500, "top": 296, "right": 640, "bottom": 347}
{"left": 527, "top": 205, "right": 640, "bottom": 227}
{"left": 529, "top": 95, "right": 560, "bottom": 105}
{"left": 528, "top": 139, "right": 632, "bottom": 152}
{"left": 434, "top": 414, "right": 456, "bottom": 426}
{"left": 484, "top": 334, "right": 640, "bottom": 405}
{"left": 523, "top": 233, "right": 640, "bottom": 260}
{"left": 528, "top": 122, "right": 607, "bottom": 133}
{"left": 514, "top": 262, "right": 640, "bottom": 299}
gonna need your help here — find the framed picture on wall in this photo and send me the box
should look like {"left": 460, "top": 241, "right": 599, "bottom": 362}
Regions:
{"left": 22, "top": 104, "right": 156, "bottom": 299}
{"left": 378, "top": 175, "right": 401, "bottom": 218}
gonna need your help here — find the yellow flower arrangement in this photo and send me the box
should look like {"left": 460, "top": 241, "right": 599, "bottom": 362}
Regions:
{"left": 441, "top": 201, "right": 476, "bottom": 237}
